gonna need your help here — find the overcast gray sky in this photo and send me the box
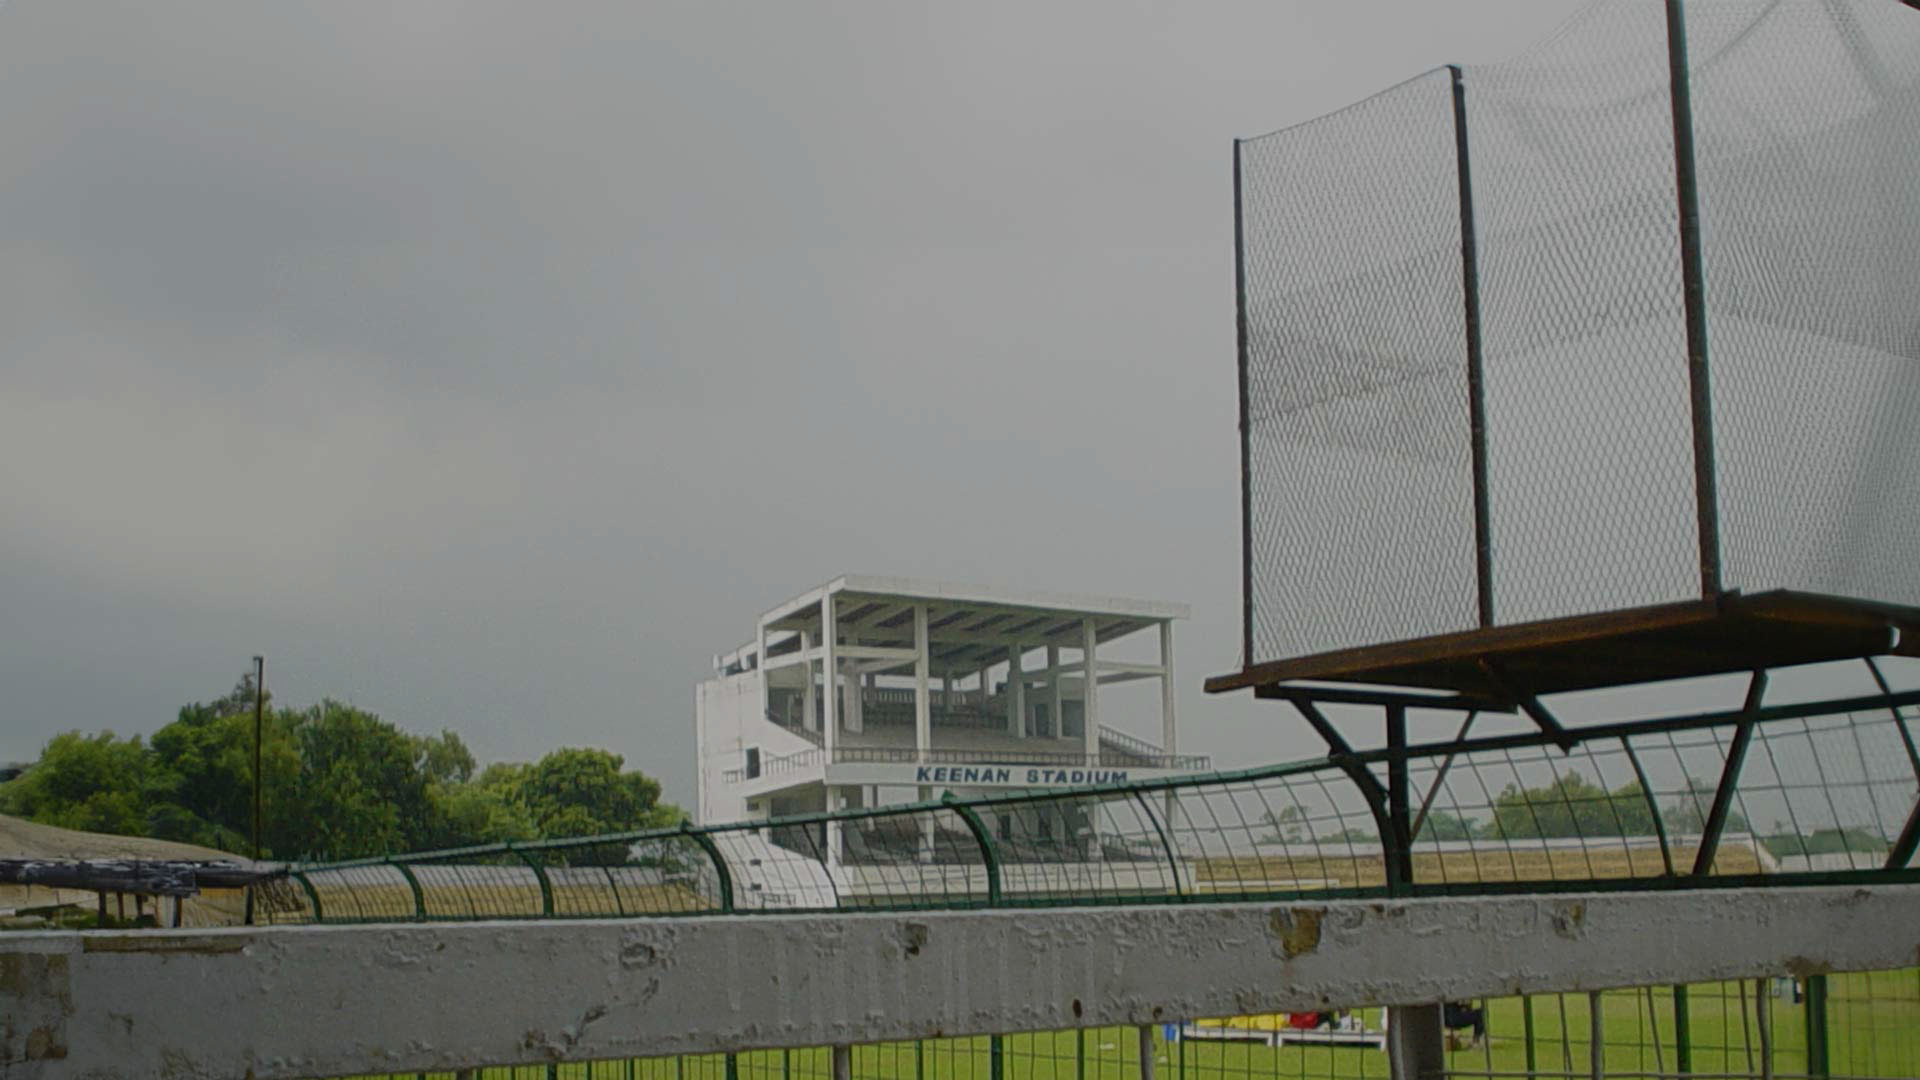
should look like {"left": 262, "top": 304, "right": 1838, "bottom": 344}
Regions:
{"left": 0, "top": 1, "right": 1594, "bottom": 805}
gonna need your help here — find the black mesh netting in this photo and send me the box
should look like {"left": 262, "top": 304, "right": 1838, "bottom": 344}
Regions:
{"left": 1241, "top": 69, "right": 1478, "bottom": 661}
{"left": 1239, "top": 0, "right": 1920, "bottom": 666}
{"left": 1686, "top": 0, "right": 1920, "bottom": 607}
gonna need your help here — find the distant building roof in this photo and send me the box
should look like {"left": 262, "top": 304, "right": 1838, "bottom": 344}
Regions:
{"left": 717, "top": 574, "right": 1188, "bottom": 674}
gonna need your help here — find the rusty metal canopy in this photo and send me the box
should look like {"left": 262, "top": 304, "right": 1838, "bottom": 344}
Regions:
{"left": 1206, "top": 591, "right": 1920, "bottom": 702}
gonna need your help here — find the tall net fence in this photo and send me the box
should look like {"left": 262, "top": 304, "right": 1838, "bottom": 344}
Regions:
{"left": 1239, "top": 69, "right": 1478, "bottom": 659}
{"left": 1236, "top": 0, "right": 1920, "bottom": 666}
{"left": 1685, "top": 0, "right": 1920, "bottom": 606}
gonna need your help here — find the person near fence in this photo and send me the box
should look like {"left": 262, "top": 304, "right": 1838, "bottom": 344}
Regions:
{"left": 1443, "top": 1001, "right": 1485, "bottom": 1048}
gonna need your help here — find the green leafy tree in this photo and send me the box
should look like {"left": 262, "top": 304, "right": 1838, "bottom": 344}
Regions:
{"left": 145, "top": 681, "right": 300, "bottom": 854}
{"left": 1260, "top": 806, "right": 1307, "bottom": 843}
{"left": 1482, "top": 771, "right": 1658, "bottom": 839}
{"left": 0, "top": 731, "right": 150, "bottom": 835}
{"left": 414, "top": 730, "right": 476, "bottom": 786}
{"left": 1323, "top": 826, "right": 1378, "bottom": 844}
{"left": 0, "top": 680, "right": 681, "bottom": 862}
{"left": 517, "top": 748, "right": 677, "bottom": 838}
{"left": 1662, "top": 775, "right": 1750, "bottom": 836}
{"left": 424, "top": 762, "right": 538, "bottom": 848}
{"left": 1762, "top": 825, "right": 1885, "bottom": 858}
{"left": 280, "top": 702, "right": 438, "bottom": 859}
{"left": 1415, "top": 810, "right": 1480, "bottom": 842}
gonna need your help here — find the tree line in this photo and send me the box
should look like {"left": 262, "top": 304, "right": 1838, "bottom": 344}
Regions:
{"left": 1262, "top": 769, "right": 1757, "bottom": 843}
{"left": 0, "top": 677, "right": 681, "bottom": 860}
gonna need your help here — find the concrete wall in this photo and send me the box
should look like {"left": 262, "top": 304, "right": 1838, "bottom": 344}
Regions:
{"left": 3, "top": 884, "right": 1917, "bottom": 1080}
{"left": 696, "top": 670, "right": 815, "bottom": 824}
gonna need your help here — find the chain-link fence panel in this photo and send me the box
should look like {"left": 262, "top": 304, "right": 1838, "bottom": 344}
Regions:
{"left": 1236, "top": 0, "right": 1920, "bottom": 669}
{"left": 1239, "top": 67, "right": 1479, "bottom": 663}
{"left": 1463, "top": 0, "right": 1702, "bottom": 625}
{"left": 1686, "top": 0, "right": 1920, "bottom": 610}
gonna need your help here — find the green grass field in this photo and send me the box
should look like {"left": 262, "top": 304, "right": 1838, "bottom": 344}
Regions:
{"left": 351, "top": 971, "right": 1920, "bottom": 1080}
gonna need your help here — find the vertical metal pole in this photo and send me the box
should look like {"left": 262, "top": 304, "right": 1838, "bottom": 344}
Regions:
{"left": 913, "top": 1041, "right": 921, "bottom": 1080}
{"left": 1589, "top": 992, "right": 1605, "bottom": 1080}
{"left": 1448, "top": 65, "right": 1495, "bottom": 628}
{"left": 1523, "top": 995, "right": 1538, "bottom": 1077}
{"left": 1805, "top": 974, "right": 1830, "bottom": 1079}
{"left": 1674, "top": 986, "right": 1692, "bottom": 1075}
{"left": 832, "top": 1045, "right": 851, "bottom": 1080}
{"left": 1664, "top": 0, "right": 1722, "bottom": 597}
{"left": 1137, "top": 1026, "right": 1155, "bottom": 1080}
{"left": 1077, "top": 1027, "right": 1086, "bottom": 1080}
{"left": 1756, "top": 979, "right": 1774, "bottom": 1080}
{"left": 248, "top": 655, "right": 265, "bottom": 926}
{"left": 1388, "top": 1005, "right": 1446, "bottom": 1080}
{"left": 1645, "top": 986, "right": 1667, "bottom": 1076}
{"left": 1386, "top": 706, "right": 1413, "bottom": 893}
{"left": 990, "top": 1035, "right": 1003, "bottom": 1080}
{"left": 252, "top": 654, "right": 265, "bottom": 861}
{"left": 1233, "top": 138, "right": 1254, "bottom": 668}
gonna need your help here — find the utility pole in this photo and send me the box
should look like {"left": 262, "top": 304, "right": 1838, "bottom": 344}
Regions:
{"left": 246, "top": 655, "right": 264, "bottom": 926}
{"left": 252, "top": 655, "right": 265, "bottom": 862}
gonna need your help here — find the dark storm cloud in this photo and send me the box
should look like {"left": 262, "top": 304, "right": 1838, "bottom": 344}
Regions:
{"left": 0, "top": 1, "right": 1588, "bottom": 799}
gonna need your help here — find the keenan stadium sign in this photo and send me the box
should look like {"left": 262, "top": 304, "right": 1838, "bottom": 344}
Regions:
{"left": 823, "top": 760, "right": 1202, "bottom": 790}
{"left": 913, "top": 765, "right": 1130, "bottom": 786}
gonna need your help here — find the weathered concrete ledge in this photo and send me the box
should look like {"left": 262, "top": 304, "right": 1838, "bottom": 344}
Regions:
{"left": 3, "top": 885, "right": 1916, "bottom": 1079}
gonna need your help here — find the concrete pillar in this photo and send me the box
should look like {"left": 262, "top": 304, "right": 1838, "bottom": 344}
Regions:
{"left": 1008, "top": 645, "right": 1025, "bottom": 737}
{"left": 1081, "top": 619, "right": 1099, "bottom": 761}
{"left": 832, "top": 1045, "right": 852, "bottom": 1080}
{"left": 1138, "top": 1025, "right": 1156, "bottom": 1080}
{"left": 914, "top": 605, "right": 931, "bottom": 762}
{"left": 844, "top": 632, "right": 864, "bottom": 735}
{"left": 758, "top": 622, "right": 772, "bottom": 713}
{"left": 801, "top": 630, "right": 816, "bottom": 732}
{"left": 1159, "top": 621, "right": 1177, "bottom": 757}
{"left": 1590, "top": 991, "right": 1606, "bottom": 1080}
{"left": 917, "top": 785, "right": 935, "bottom": 862}
{"left": 822, "top": 595, "right": 838, "bottom": 754}
{"left": 826, "top": 787, "right": 846, "bottom": 868}
{"left": 1387, "top": 1004, "right": 1445, "bottom": 1080}
{"left": 1047, "top": 644, "right": 1064, "bottom": 739}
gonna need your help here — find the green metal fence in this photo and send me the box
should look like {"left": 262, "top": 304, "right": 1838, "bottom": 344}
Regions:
{"left": 264, "top": 681, "right": 1920, "bottom": 927}
{"left": 324, "top": 968, "right": 1920, "bottom": 1080}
